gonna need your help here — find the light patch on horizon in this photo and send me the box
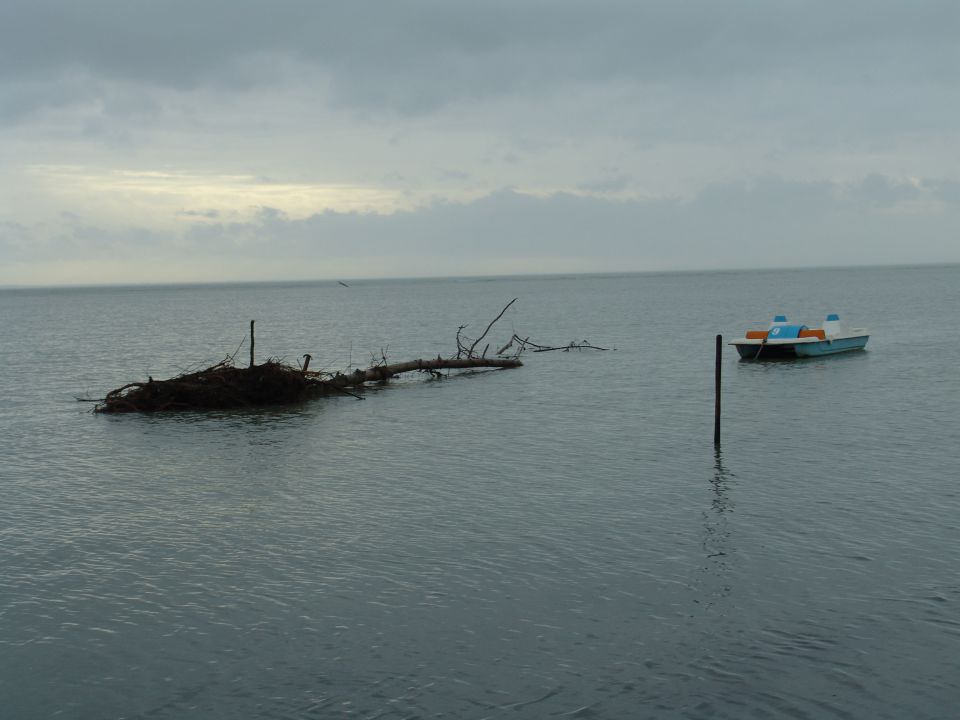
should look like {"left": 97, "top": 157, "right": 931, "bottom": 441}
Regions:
{"left": 25, "top": 165, "right": 415, "bottom": 227}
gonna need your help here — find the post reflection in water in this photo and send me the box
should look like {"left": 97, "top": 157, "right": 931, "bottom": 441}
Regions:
{"left": 698, "top": 447, "right": 736, "bottom": 608}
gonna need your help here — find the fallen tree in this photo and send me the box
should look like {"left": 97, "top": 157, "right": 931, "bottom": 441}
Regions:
{"left": 96, "top": 302, "right": 524, "bottom": 413}
{"left": 96, "top": 355, "right": 521, "bottom": 413}
{"left": 94, "top": 298, "right": 608, "bottom": 413}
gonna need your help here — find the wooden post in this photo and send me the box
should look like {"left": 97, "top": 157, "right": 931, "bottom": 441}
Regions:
{"left": 250, "top": 320, "right": 255, "bottom": 368}
{"left": 714, "top": 334, "right": 722, "bottom": 446}
{"left": 302, "top": 354, "right": 312, "bottom": 372}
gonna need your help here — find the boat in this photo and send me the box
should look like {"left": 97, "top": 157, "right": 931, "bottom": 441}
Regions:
{"left": 729, "top": 314, "right": 869, "bottom": 359}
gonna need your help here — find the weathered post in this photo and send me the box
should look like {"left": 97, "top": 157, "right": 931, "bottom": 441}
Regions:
{"left": 714, "top": 334, "right": 722, "bottom": 445}
{"left": 302, "top": 353, "right": 312, "bottom": 372}
{"left": 250, "top": 320, "right": 255, "bottom": 368}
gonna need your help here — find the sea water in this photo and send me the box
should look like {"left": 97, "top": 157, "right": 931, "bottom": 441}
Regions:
{"left": 1, "top": 266, "right": 958, "bottom": 719}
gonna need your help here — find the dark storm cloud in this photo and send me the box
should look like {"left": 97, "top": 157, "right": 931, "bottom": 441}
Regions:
{"left": 0, "top": 72, "right": 102, "bottom": 124}
{"left": 3, "top": 0, "right": 958, "bottom": 116}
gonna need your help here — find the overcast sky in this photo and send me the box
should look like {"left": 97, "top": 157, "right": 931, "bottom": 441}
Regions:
{"left": 2, "top": 0, "right": 959, "bottom": 285}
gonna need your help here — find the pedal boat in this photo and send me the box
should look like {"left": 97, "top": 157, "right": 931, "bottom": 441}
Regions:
{"left": 730, "top": 314, "right": 869, "bottom": 359}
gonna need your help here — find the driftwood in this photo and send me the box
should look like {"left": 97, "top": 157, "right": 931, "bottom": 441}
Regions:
{"left": 96, "top": 356, "right": 521, "bottom": 413}
{"left": 459, "top": 298, "right": 517, "bottom": 359}
{"left": 454, "top": 298, "right": 611, "bottom": 359}
{"left": 98, "top": 359, "right": 308, "bottom": 413}
{"left": 496, "top": 334, "right": 610, "bottom": 355}
{"left": 322, "top": 357, "right": 521, "bottom": 385}
{"left": 94, "top": 298, "right": 610, "bottom": 413}
{"left": 95, "top": 301, "right": 526, "bottom": 413}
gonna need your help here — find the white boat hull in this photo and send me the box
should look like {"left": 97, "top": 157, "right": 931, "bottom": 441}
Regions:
{"left": 731, "top": 334, "right": 869, "bottom": 359}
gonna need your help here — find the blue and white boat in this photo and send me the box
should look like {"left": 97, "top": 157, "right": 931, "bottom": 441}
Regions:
{"left": 730, "top": 314, "right": 869, "bottom": 359}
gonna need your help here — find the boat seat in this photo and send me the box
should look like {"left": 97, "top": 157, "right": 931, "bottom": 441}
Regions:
{"left": 745, "top": 330, "right": 768, "bottom": 340}
{"left": 798, "top": 329, "right": 826, "bottom": 340}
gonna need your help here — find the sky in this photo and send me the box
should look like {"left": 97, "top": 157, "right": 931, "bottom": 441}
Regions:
{"left": 2, "top": 0, "right": 959, "bottom": 286}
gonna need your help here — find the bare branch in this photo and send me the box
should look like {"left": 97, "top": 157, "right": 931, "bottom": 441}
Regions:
{"left": 455, "top": 324, "right": 469, "bottom": 359}
{"left": 467, "top": 298, "right": 517, "bottom": 358}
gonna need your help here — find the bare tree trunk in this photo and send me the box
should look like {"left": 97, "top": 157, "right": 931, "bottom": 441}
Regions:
{"left": 323, "top": 357, "right": 521, "bottom": 389}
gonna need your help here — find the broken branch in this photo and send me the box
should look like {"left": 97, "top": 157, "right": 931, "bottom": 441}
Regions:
{"left": 466, "top": 298, "right": 517, "bottom": 358}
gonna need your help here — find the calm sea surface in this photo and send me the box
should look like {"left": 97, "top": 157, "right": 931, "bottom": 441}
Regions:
{"left": 1, "top": 266, "right": 959, "bottom": 719}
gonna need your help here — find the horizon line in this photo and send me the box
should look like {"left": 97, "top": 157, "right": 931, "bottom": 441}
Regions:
{"left": 1, "top": 260, "right": 956, "bottom": 292}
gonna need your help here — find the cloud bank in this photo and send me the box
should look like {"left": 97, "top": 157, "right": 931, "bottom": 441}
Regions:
{"left": 4, "top": 177, "right": 956, "bottom": 286}
{"left": 2, "top": 1, "right": 959, "bottom": 284}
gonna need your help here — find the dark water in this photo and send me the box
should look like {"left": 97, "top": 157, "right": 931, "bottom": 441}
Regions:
{"left": 2, "top": 266, "right": 959, "bottom": 719}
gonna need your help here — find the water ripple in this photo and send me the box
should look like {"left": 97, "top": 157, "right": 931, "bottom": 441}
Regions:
{"left": 2, "top": 269, "right": 959, "bottom": 718}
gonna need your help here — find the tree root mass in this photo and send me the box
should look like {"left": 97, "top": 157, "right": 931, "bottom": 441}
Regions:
{"left": 96, "top": 357, "right": 521, "bottom": 413}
